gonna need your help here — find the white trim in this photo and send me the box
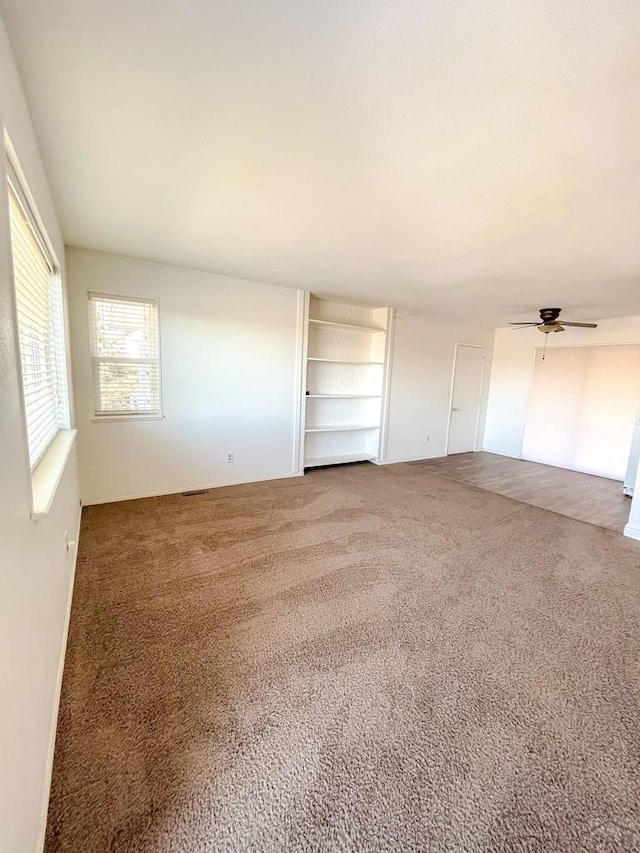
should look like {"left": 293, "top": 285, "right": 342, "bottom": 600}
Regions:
{"left": 445, "top": 342, "right": 485, "bottom": 456}
{"left": 472, "top": 347, "right": 486, "bottom": 452}
{"left": 36, "top": 502, "right": 82, "bottom": 852}
{"left": 82, "top": 470, "right": 304, "bottom": 507}
{"left": 623, "top": 522, "right": 640, "bottom": 542}
{"left": 90, "top": 415, "right": 165, "bottom": 423}
{"left": 480, "top": 447, "right": 523, "bottom": 459}
{"left": 377, "top": 308, "right": 395, "bottom": 464}
{"left": 4, "top": 132, "right": 60, "bottom": 270}
{"left": 30, "top": 429, "right": 77, "bottom": 519}
{"left": 87, "top": 290, "right": 158, "bottom": 306}
{"left": 293, "top": 290, "right": 309, "bottom": 476}
{"left": 444, "top": 345, "right": 456, "bottom": 456}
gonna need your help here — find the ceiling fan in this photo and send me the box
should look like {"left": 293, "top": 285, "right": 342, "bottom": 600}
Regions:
{"left": 510, "top": 308, "right": 598, "bottom": 334}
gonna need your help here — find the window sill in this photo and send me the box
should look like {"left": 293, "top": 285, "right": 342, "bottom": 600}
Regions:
{"left": 31, "top": 429, "right": 77, "bottom": 520}
{"left": 90, "top": 414, "right": 165, "bottom": 423}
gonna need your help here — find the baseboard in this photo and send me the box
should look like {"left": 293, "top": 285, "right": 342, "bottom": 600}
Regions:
{"left": 481, "top": 447, "right": 522, "bottom": 459}
{"left": 623, "top": 522, "right": 640, "bottom": 542}
{"left": 36, "top": 504, "right": 82, "bottom": 852}
{"left": 83, "top": 470, "right": 305, "bottom": 506}
{"left": 380, "top": 453, "right": 446, "bottom": 465}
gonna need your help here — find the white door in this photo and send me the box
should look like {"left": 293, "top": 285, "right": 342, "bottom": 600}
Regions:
{"left": 447, "top": 344, "right": 485, "bottom": 455}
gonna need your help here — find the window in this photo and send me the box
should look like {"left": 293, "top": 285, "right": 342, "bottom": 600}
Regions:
{"left": 88, "top": 293, "right": 161, "bottom": 417}
{"left": 8, "top": 164, "right": 69, "bottom": 469}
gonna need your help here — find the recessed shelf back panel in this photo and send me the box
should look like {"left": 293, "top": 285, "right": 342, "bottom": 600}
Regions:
{"left": 306, "top": 396, "right": 382, "bottom": 430}
{"left": 309, "top": 296, "right": 387, "bottom": 331}
{"left": 304, "top": 428, "right": 380, "bottom": 464}
{"left": 307, "top": 325, "right": 379, "bottom": 362}
{"left": 306, "top": 360, "right": 383, "bottom": 396}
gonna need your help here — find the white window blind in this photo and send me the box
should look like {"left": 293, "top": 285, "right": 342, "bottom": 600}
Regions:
{"left": 88, "top": 293, "right": 161, "bottom": 416}
{"left": 8, "top": 170, "right": 68, "bottom": 469}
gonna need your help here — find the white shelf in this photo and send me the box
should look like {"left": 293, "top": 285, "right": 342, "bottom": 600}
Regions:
{"left": 302, "top": 297, "right": 390, "bottom": 471}
{"left": 306, "top": 394, "right": 382, "bottom": 399}
{"left": 305, "top": 424, "right": 379, "bottom": 433}
{"left": 304, "top": 452, "right": 376, "bottom": 468}
{"left": 309, "top": 318, "right": 385, "bottom": 334}
{"left": 307, "top": 357, "right": 384, "bottom": 365}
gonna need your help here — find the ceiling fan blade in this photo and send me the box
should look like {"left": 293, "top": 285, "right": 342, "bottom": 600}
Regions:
{"left": 559, "top": 321, "right": 598, "bottom": 328}
{"left": 509, "top": 322, "right": 540, "bottom": 326}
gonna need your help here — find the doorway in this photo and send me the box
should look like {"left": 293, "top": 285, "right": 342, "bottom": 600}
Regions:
{"left": 447, "top": 344, "right": 485, "bottom": 455}
{"left": 522, "top": 344, "right": 640, "bottom": 480}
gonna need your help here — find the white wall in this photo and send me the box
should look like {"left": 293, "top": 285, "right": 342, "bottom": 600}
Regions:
{"left": 0, "top": 16, "right": 81, "bottom": 853}
{"left": 68, "top": 254, "right": 497, "bottom": 498}
{"left": 522, "top": 345, "right": 640, "bottom": 480}
{"left": 385, "top": 311, "right": 495, "bottom": 463}
{"left": 485, "top": 316, "right": 640, "bottom": 462}
{"left": 67, "top": 248, "right": 303, "bottom": 505}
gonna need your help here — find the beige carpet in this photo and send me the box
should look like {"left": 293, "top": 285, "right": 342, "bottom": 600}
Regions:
{"left": 46, "top": 462, "right": 640, "bottom": 852}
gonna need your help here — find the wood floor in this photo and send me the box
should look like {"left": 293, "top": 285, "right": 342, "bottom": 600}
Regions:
{"left": 411, "top": 452, "right": 631, "bottom": 532}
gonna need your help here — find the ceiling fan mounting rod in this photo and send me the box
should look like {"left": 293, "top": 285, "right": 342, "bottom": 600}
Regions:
{"left": 539, "top": 307, "right": 562, "bottom": 324}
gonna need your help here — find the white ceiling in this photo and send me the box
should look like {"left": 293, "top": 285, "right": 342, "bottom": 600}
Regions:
{"left": 2, "top": 0, "right": 640, "bottom": 324}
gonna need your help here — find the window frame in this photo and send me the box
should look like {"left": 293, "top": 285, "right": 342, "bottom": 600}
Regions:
{"left": 87, "top": 291, "right": 164, "bottom": 421}
{"left": 6, "top": 156, "right": 71, "bottom": 470}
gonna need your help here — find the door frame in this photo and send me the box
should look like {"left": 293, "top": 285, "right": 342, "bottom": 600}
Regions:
{"left": 445, "top": 342, "right": 486, "bottom": 456}
{"left": 521, "top": 341, "right": 640, "bottom": 477}
{"left": 519, "top": 340, "right": 640, "bottom": 459}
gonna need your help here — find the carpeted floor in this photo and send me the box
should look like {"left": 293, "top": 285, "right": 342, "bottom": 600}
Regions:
{"left": 46, "top": 462, "right": 640, "bottom": 852}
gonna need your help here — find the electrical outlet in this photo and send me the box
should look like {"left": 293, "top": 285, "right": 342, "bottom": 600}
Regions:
{"left": 226, "top": 451, "right": 234, "bottom": 463}
{"left": 64, "top": 530, "right": 76, "bottom": 553}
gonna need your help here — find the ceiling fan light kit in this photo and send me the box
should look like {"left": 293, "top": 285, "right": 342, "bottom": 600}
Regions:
{"left": 537, "top": 323, "right": 564, "bottom": 333}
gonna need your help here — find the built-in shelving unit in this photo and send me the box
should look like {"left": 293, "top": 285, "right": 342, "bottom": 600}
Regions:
{"left": 305, "top": 424, "right": 380, "bottom": 433}
{"left": 307, "top": 394, "right": 382, "bottom": 399}
{"left": 304, "top": 452, "right": 376, "bottom": 468}
{"left": 301, "top": 296, "right": 393, "bottom": 470}
{"left": 307, "top": 358, "right": 384, "bottom": 365}
{"left": 308, "top": 319, "right": 384, "bottom": 333}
